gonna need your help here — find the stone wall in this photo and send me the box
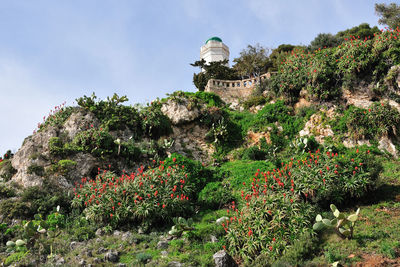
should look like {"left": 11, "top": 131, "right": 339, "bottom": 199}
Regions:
{"left": 204, "top": 72, "right": 274, "bottom": 103}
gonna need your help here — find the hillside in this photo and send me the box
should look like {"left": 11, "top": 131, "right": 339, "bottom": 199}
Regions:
{"left": 0, "top": 28, "right": 400, "bottom": 266}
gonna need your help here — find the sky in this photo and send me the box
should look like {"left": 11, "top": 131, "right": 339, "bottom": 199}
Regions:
{"left": 0, "top": 0, "right": 395, "bottom": 154}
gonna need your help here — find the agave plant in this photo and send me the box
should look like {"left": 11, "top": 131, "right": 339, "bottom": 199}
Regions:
{"left": 313, "top": 204, "right": 360, "bottom": 239}
{"left": 168, "top": 217, "right": 195, "bottom": 237}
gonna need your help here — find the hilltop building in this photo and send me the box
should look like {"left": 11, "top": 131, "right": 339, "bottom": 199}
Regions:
{"left": 200, "top": 37, "right": 229, "bottom": 68}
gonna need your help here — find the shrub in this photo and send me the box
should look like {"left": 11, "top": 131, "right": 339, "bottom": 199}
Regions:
{"left": 333, "top": 102, "right": 400, "bottom": 140}
{"left": 163, "top": 153, "right": 215, "bottom": 194}
{"left": 250, "top": 101, "right": 306, "bottom": 147}
{"left": 76, "top": 93, "right": 143, "bottom": 134}
{"left": 0, "top": 160, "right": 17, "bottom": 181}
{"left": 223, "top": 193, "right": 315, "bottom": 263}
{"left": 242, "top": 96, "right": 267, "bottom": 110}
{"left": 4, "top": 251, "right": 29, "bottom": 266}
{"left": 120, "top": 141, "right": 142, "bottom": 165}
{"left": 198, "top": 181, "right": 234, "bottom": 209}
{"left": 284, "top": 148, "right": 381, "bottom": 205}
{"left": 65, "top": 216, "right": 96, "bottom": 241}
{"left": 277, "top": 231, "right": 320, "bottom": 265}
{"left": 0, "top": 200, "right": 31, "bottom": 220}
{"left": 241, "top": 146, "right": 268, "bottom": 161}
{"left": 21, "top": 183, "right": 72, "bottom": 217}
{"left": 27, "top": 164, "right": 45, "bottom": 176}
{"left": 49, "top": 160, "right": 77, "bottom": 175}
{"left": 193, "top": 91, "right": 224, "bottom": 107}
{"left": 72, "top": 163, "right": 195, "bottom": 228}
{"left": 0, "top": 184, "right": 15, "bottom": 198}
{"left": 140, "top": 101, "right": 172, "bottom": 139}
{"left": 38, "top": 105, "right": 74, "bottom": 132}
{"left": 219, "top": 160, "right": 276, "bottom": 193}
{"left": 72, "top": 127, "right": 116, "bottom": 156}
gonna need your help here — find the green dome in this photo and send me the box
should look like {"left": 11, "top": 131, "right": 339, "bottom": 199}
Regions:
{"left": 205, "top": 37, "right": 223, "bottom": 44}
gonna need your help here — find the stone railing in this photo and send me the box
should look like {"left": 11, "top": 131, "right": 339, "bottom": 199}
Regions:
{"left": 204, "top": 72, "right": 276, "bottom": 102}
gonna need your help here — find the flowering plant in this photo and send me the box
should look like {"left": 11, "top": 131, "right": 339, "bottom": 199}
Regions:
{"left": 72, "top": 161, "right": 194, "bottom": 227}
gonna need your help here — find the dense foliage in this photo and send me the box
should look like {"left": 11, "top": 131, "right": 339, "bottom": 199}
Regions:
{"left": 72, "top": 162, "right": 195, "bottom": 228}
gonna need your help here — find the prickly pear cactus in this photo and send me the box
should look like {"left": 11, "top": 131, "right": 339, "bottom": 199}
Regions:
{"left": 313, "top": 204, "right": 360, "bottom": 239}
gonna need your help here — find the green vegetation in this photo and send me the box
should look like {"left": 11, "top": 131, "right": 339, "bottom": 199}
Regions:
{"left": 2, "top": 19, "right": 400, "bottom": 267}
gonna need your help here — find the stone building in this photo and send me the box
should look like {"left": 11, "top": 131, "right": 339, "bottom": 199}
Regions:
{"left": 200, "top": 36, "right": 229, "bottom": 68}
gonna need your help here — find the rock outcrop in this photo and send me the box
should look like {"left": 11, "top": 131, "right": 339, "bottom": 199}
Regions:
{"left": 161, "top": 98, "right": 201, "bottom": 125}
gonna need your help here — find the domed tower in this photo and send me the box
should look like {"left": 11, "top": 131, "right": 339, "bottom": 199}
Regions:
{"left": 200, "top": 37, "right": 229, "bottom": 67}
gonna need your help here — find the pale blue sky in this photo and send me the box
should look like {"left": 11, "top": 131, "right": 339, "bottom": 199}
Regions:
{"left": 0, "top": 0, "right": 394, "bottom": 153}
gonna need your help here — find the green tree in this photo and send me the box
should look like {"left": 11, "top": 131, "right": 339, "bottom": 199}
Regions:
{"left": 309, "top": 33, "right": 340, "bottom": 51}
{"left": 232, "top": 44, "right": 272, "bottom": 79}
{"left": 335, "top": 23, "right": 380, "bottom": 41}
{"left": 375, "top": 3, "right": 400, "bottom": 30}
{"left": 268, "top": 44, "right": 305, "bottom": 71}
{"left": 191, "top": 59, "right": 237, "bottom": 91}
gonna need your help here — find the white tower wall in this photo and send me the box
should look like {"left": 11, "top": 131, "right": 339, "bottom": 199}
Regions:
{"left": 200, "top": 39, "right": 230, "bottom": 67}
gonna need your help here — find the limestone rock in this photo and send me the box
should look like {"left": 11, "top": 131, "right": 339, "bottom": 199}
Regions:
{"left": 167, "top": 262, "right": 183, "bottom": 267}
{"left": 299, "top": 113, "right": 334, "bottom": 144}
{"left": 216, "top": 217, "right": 229, "bottom": 225}
{"left": 11, "top": 127, "right": 58, "bottom": 187}
{"left": 378, "top": 135, "right": 398, "bottom": 158}
{"left": 213, "top": 250, "right": 238, "bottom": 267}
{"left": 161, "top": 98, "right": 201, "bottom": 125}
{"left": 63, "top": 109, "right": 99, "bottom": 140}
{"left": 104, "top": 250, "right": 119, "bottom": 262}
{"left": 157, "top": 240, "right": 169, "bottom": 249}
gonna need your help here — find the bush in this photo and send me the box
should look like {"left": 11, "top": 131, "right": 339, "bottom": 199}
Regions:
{"left": 223, "top": 192, "right": 315, "bottom": 263}
{"left": 285, "top": 148, "right": 381, "bottom": 205}
{"left": 333, "top": 102, "right": 400, "bottom": 140}
{"left": 65, "top": 215, "right": 96, "bottom": 241}
{"left": 0, "top": 160, "right": 17, "bottom": 181}
{"left": 0, "top": 184, "right": 16, "bottom": 198}
{"left": 27, "top": 164, "right": 45, "bottom": 176}
{"left": 140, "top": 101, "right": 172, "bottom": 139}
{"left": 21, "top": 183, "right": 72, "bottom": 217}
{"left": 193, "top": 91, "right": 224, "bottom": 107}
{"left": 72, "top": 127, "right": 116, "bottom": 156}
{"left": 277, "top": 231, "right": 320, "bottom": 265}
{"left": 72, "top": 163, "right": 196, "bottom": 228}
{"left": 76, "top": 93, "right": 143, "bottom": 134}
{"left": 0, "top": 200, "right": 31, "bottom": 220}
{"left": 163, "top": 153, "right": 215, "bottom": 195}
{"left": 241, "top": 146, "right": 268, "bottom": 161}
{"left": 250, "top": 101, "right": 305, "bottom": 144}
{"left": 219, "top": 160, "right": 275, "bottom": 192}
{"left": 38, "top": 106, "right": 74, "bottom": 132}
{"left": 49, "top": 160, "right": 77, "bottom": 175}
{"left": 120, "top": 141, "right": 142, "bottom": 165}
{"left": 198, "top": 181, "right": 234, "bottom": 209}
{"left": 242, "top": 96, "right": 267, "bottom": 110}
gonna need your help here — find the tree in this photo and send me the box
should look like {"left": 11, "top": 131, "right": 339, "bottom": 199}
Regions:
{"left": 309, "top": 33, "right": 340, "bottom": 51}
{"left": 191, "top": 59, "right": 237, "bottom": 91}
{"left": 268, "top": 44, "right": 305, "bottom": 71}
{"left": 232, "top": 44, "right": 271, "bottom": 79}
{"left": 335, "top": 23, "right": 380, "bottom": 41}
{"left": 375, "top": 2, "right": 400, "bottom": 30}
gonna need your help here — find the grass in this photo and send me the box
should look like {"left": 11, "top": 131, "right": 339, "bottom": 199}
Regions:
{"left": 307, "top": 158, "right": 400, "bottom": 266}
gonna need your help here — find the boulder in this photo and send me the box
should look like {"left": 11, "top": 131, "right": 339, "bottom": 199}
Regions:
{"left": 216, "top": 217, "right": 229, "bottom": 225}
{"left": 63, "top": 110, "right": 99, "bottom": 140}
{"left": 104, "top": 250, "right": 119, "bottom": 262}
{"left": 161, "top": 98, "right": 201, "bottom": 124}
{"left": 378, "top": 135, "right": 398, "bottom": 158}
{"left": 157, "top": 240, "right": 169, "bottom": 249}
{"left": 213, "top": 250, "right": 238, "bottom": 267}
